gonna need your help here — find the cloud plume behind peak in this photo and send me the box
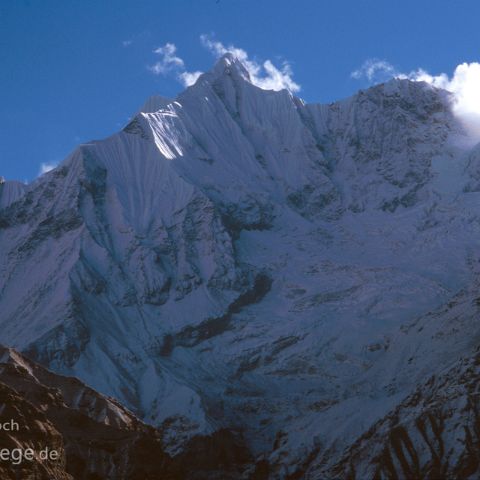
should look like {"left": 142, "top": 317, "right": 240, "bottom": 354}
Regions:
{"left": 147, "top": 36, "right": 300, "bottom": 93}
{"left": 352, "top": 59, "right": 480, "bottom": 142}
{"left": 200, "top": 35, "right": 300, "bottom": 92}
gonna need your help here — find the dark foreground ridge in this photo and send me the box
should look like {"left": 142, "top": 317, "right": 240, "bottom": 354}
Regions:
{"left": 0, "top": 345, "right": 254, "bottom": 480}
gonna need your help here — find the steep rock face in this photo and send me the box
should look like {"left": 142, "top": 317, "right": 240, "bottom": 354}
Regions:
{"left": 305, "top": 80, "right": 459, "bottom": 212}
{"left": 281, "top": 281, "right": 480, "bottom": 478}
{"left": 0, "top": 180, "right": 26, "bottom": 209}
{"left": 326, "top": 345, "right": 480, "bottom": 480}
{"left": 464, "top": 143, "right": 480, "bottom": 192}
{"left": 1, "top": 54, "right": 480, "bottom": 477}
{"left": 0, "top": 127, "right": 248, "bottom": 440}
{"left": 159, "top": 56, "right": 342, "bottom": 224}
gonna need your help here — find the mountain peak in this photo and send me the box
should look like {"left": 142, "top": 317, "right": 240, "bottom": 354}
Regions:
{"left": 138, "top": 94, "right": 172, "bottom": 113}
{"left": 2, "top": 51, "right": 479, "bottom": 480}
{"left": 205, "top": 53, "right": 252, "bottom": 84}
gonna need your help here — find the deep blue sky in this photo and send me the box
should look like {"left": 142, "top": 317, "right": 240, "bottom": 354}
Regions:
{"left": 1, "top": 0, "right": 479, "bottom": 181}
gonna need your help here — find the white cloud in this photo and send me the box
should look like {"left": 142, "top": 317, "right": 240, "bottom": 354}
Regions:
{"left": 122, "top": 39, "right": 132, "bottom": 47}
{"left": 410, "top": 63, "right": 480, "bottom": 139}
{"left": 148, "top": 43, "right": 185, "bottom": 75}
{"left": 200, "top": 34, "right": 300, "bottom": 92}
{"left": 178, "top": 70, "right": 203, "bottom": 87}
{"left": 352, "top": 59, "right": 480, "bottom": 141}
{"left": 351, "top": 59, "right": 399, "bottom": 83}
{"left": 148, "top": 43, "right": 203, "bottom": 87}
{"left": 259, "top": 60, "right": 299, "bottom": 92}
{"left": 39, "top": 162, "right": 57, "bottom": 175}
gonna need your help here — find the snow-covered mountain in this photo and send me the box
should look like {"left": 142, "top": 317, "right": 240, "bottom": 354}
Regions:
{"left": 2, "top": 53, "right": 480, "bottom": 478}
{"left": 0, "top": 180, "right": 26, "bottom": 209}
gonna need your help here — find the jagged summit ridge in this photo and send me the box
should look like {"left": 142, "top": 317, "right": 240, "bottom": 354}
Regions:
{"left": 138, "top": 94, "right": 173, "bottom": 113}
{"left": 137, "top": 54, "right": 262, "bottom": 116}
{"left": 1, "top": 57, "right": 480, "bottom": 477}
{"left": 203, "top": 52, "right": 253, "bottom": 83}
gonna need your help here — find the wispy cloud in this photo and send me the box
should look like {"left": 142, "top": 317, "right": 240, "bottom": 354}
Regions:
{"left": 351, "top": 59, "right": 399, "bottom": 83}
{"left": 39, "top": 162, "right": 57, "bottom": 176}
{"left": 148, "top": 43, "right": 201, "bottom": 87}
{"left": 148, "top": 43, "right": 185, "bottom": 75}
{"left": 178, "top": 70, "right": 203, "bottom": 87}
{"left": 200, "top": 34, "right": 300, "bottom": 92}
{"left": 122, "top": 39, "right": 132, "bottom": 47}
{"left": 352, "top": 59, "right": 480, "bottom": 141}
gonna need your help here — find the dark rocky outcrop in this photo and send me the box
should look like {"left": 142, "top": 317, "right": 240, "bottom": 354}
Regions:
{"left": 0, "top": 346, "right": 254, "bottom": 480}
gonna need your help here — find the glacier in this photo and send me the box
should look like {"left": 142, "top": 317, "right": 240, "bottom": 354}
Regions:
{"left": 1, "top": 53, "right": 480, "bottom": 478}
